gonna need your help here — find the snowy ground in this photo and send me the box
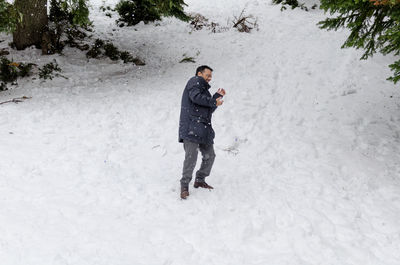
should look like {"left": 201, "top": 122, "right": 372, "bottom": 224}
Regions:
{"left": 1, "top": 0, "right": 400, "bottom": 264}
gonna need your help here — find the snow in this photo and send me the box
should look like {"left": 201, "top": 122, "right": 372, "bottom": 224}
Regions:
{"left": 1, "top": 0, "right": 400, "bottom": 264}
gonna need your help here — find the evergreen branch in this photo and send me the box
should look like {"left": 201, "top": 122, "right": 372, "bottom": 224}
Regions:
{"left": 319, "top": 0, "right": 400, "bottom": 83}
{"left": 388, "top": 59, "right": 400, "bottom": 83}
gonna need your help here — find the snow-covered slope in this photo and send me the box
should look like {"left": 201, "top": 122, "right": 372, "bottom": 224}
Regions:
{"left": 1, "top": 0, "right": 400, "bottom": 264}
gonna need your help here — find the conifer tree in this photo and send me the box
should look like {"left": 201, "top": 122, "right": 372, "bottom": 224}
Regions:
{"left": 319, "top": 0, "right": 400, "bottom": 83}
{"left": 0, "top": 0, "right": 18, "bottom": 33}
{"left": 115, "top": 0, "right": 189, "bottom": 26}
{"left": 0, "top": 0, "right": 188, "bottom": 52}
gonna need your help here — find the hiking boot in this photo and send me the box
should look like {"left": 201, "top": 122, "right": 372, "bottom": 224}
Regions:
{"left": 180, "top": 186, "right": 189, "bottom": 199}
{"left": 193, "top": 181, "right": 214, "bottom": 189}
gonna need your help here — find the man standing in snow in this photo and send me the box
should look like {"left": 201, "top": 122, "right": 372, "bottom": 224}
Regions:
{"left": 178, "top": 65, "right": 225, "bottom": 199}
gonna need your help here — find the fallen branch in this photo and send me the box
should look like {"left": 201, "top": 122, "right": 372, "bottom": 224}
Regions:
{"left": 0, "top": 96, "right": 32, "bottom": 105}
{"left": 232, "top": 9, "right": 259, "bottom": 33}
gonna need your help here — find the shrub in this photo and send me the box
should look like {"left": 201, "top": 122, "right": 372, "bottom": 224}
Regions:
{"left": 190, "top": 13, "right": 210, "bottom": 30}
{"left": 39, "top": 60, "right": 62, "bottom": 80}
{"left": 115, "top": 0, "right": 160, "bottom": 26}
{"left": 0, "top": 56, "right": 33, "bottom": 81}
{"left": 86, "top": 39, "right": 145, "bottom": 65}
{"left": 0, "top": 0, "right": 19, "bottom": 33}
{"left": 189, "top": 13, "right": 228, "bottom": 33}
{"left": 115, "top": 0, "right": 189, "bottom": 27}
{"left": 42, "top": 0, "right": 92, "bottom": 55}
{"left": 104, "top": 43, "right": 121, "bottom": 61}
{"left": 0, "top": 56, "right": 34, "bottom": 90}
{"left": 232, "top": 9, "right": 259, "bottom": 33}
{"left": 49, "top": 0, "right": 90, "bottom": 26}
{"left": 0, "top": 57, "right": 18, "bottom": 83}
{"left": 86, "top": 39, "right": 104, "bottom": 59}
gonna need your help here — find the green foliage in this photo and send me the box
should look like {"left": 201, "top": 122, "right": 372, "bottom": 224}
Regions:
{"left": 388, "top": 59, "right": 400, "bottom": 83}
{"left": 18, "top": 62, "right": 34, "bottom": 77}
{"left": 0, "top": 57, "right": 18, "bottom": 83}
{"left": 0, "top": 0, "right": 20, "bottom": 33}
{"left": 1, "top": 0, "right": 90, "bottom": 34}
{"left": 120, "top": 51, "right": 146, "bottom": 65}
{"left": 179, "top": 56, "right": 196, "bottom": 63}
{"left": 50, "top": 0, "right": 90, "bottom": 26}
{"left": 86, "top": 39, "right": 104, "bottom": 58}
{"left": 120, "top": 51, "right": 134, "bottom": 63}
{"left": 0, "top": 56, "right": 33, "bottom": 90}
{"left": 319, "top": 0, "right": 400, "bottom": 83}
{"left": 179, "top": 51, "right": 200, "bottom": 63}
{"left": 50, "top": 0, "right": 73, "bottom": 23}
{"left": 156, "top": 0, "right": 189, "bottom": 21}
{"left": 0, "top": 82, "right": 6, "bottom": 91}
{"left": 115, "top": 0, "right": 189, "bottom": 26}
{"left": 104, "top": 43, "right": 121, "bottom": 60}
{"left": 0, "top": 57, "right": 33, "bottom": 81}
{"left": 94, "top": 39, "right": 105, "bottom": 47}
{"left": 115, "top": 0, "right": 161, "bottom": 26}
{"left": 39, "top": 60, "right": 62, "bottom": 80}
{"left": 86, "top": 38, "right": 145, "bottom": 65}
{"left": 46, "top": 0, "right": 92, "bottom": 55}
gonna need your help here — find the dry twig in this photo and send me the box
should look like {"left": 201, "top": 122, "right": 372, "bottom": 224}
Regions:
{"left": 232, "top": 9, "right": 259, "bottom": 33}
{"left": 0, "top": 96, "right": 32, "bottom": 105}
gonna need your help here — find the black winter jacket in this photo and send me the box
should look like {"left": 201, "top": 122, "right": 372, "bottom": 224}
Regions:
{"left": 178, "top": 76, "right": 221, "bottom": 145}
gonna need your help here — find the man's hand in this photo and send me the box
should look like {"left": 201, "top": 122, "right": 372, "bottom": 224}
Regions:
{"left": 216, "top": 97, "right": 224, "bottom": 106}
{"left": 217, "top": 88, "right": 226, "bottom": 96}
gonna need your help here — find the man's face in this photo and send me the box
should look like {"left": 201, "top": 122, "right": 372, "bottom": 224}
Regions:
{"left": 198, "top": 69, "right": 212, "bottom": 83}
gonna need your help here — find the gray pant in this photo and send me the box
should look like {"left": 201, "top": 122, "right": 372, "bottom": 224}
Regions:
{"left": 180, "top": 140, "right": 216, "bottom": 187}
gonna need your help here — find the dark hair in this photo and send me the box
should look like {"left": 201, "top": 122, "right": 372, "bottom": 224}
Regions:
{"left": 195, "top": 65, "right": 213, "bottom": 76}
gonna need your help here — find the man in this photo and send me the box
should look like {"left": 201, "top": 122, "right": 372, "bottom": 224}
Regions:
{"left": 178, "top": 65, "right": 226, "bottom": 199}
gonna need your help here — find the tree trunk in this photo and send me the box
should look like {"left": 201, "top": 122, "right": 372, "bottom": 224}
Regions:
{"left": 13, "top": 0, "right": 48, "bottom": 50}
